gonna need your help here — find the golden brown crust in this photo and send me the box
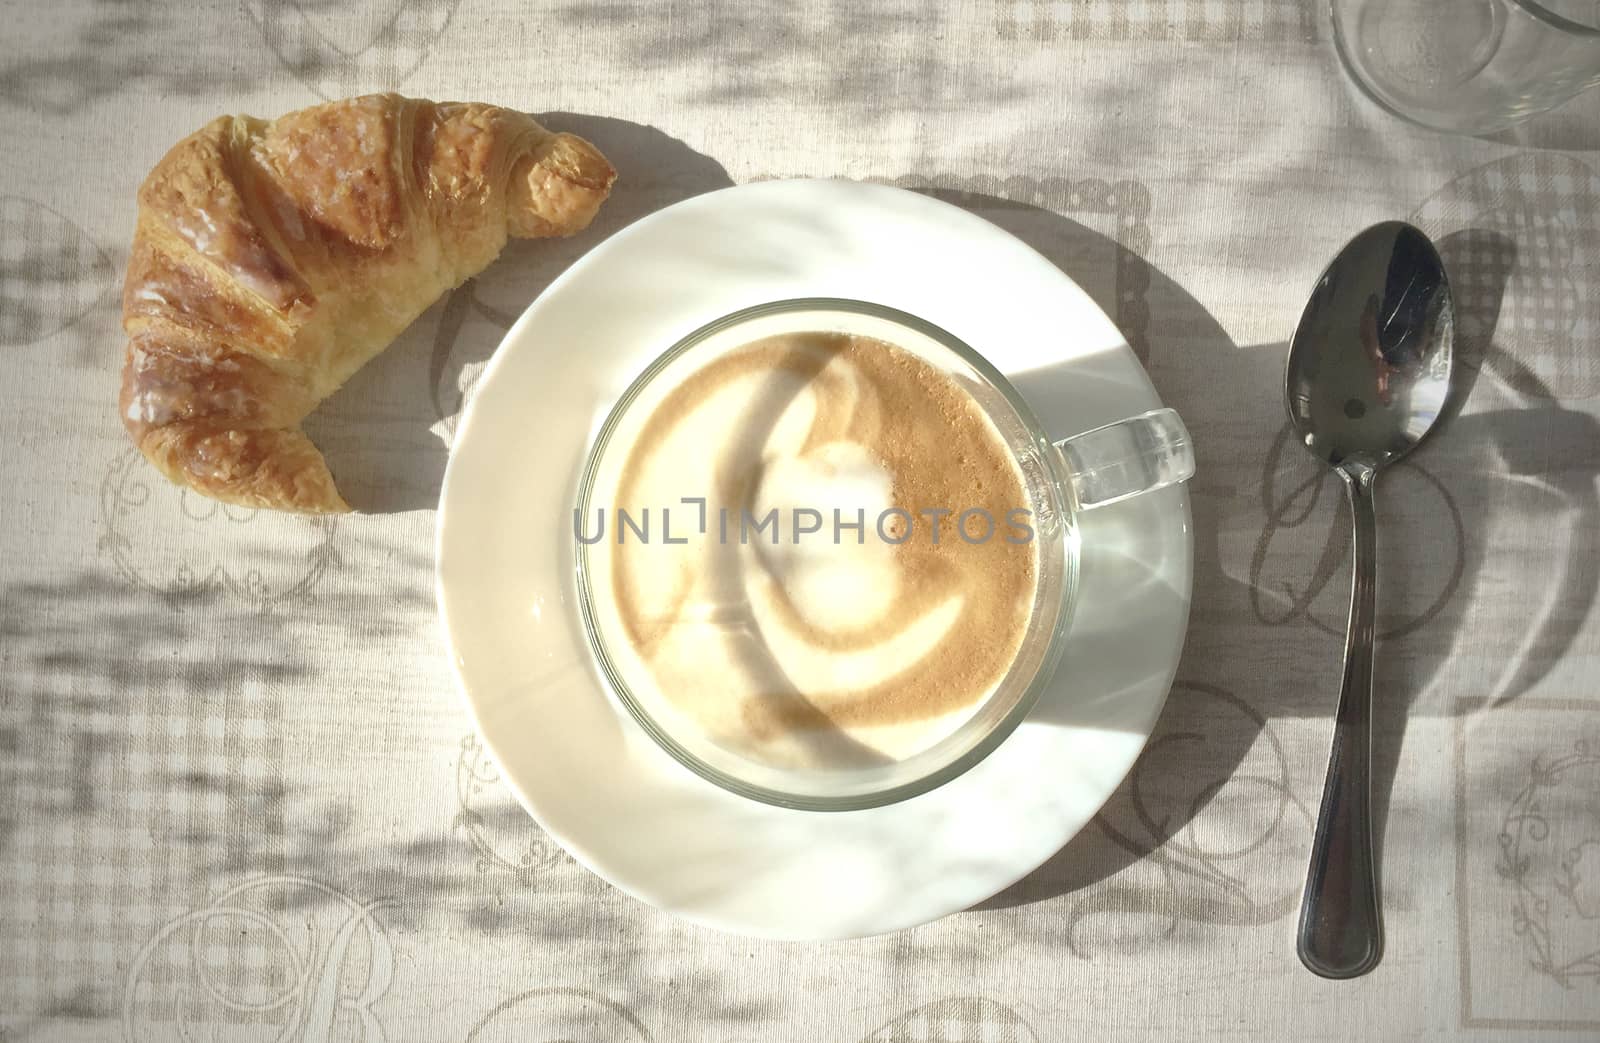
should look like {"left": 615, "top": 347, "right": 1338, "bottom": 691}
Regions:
{"left": 255, "top": 95, "right": 408, "bottom": 252}
{"left": 122, "top": 231, "right": 294, "bottom": 358}
{"left": 140, "top": 423, "right": 348, "bottom": 513}
{"left": 509, "top": 133, "right": 618, "bottom": 238}
{"left": 120, "top": 93, "right": 616, "bottom": 513}
{"left": 136, "top": 117, "right": 315, "bottom": 318}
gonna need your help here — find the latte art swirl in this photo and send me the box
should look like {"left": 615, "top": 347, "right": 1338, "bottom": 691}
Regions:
{"left": 586, "top": 331, "right": 1039, "bottom": 769}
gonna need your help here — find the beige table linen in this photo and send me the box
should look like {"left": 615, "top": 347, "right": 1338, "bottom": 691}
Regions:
{"left": 3, "top": 1, "right": 1600, "bottom": 1039}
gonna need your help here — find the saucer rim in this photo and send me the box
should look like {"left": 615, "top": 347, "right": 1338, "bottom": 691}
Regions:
{"left": 436, "top": 177, "right": 1194, "bottom": 939}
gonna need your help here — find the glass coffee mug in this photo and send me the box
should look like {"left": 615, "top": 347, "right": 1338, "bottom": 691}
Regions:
{"left": 576, "top": 299, "right": 1194, "bottom": 810}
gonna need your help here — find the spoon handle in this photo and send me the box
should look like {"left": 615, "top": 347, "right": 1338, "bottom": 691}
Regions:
{"left": 1297, "top": 464, "right": 1383, "bottom": 979}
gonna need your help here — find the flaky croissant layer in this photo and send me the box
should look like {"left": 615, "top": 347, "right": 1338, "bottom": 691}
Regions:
{"left": 119, "top": 93, "right": 615, "bottom": 513}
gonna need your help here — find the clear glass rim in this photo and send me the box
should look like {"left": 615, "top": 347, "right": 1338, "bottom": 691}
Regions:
{"left": 1511, "top": 0, "right": 1600, "bottom": 37}
{"left": 1328, "top": 0, "right": 1600, "bottom": 134}
{"left": 574, "top": 297, "right": 1077, "bottom": 812}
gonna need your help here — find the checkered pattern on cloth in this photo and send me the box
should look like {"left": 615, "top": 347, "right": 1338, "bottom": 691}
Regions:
{"left": 1473, "top": 154, "right": 1591, "bottom": 336}
{"left": 3, "top": 0, "right": 1600, "bottom": 1037}
{"left": 0, "top": 582, "right": 286, "bottom": 1018}
{"left": 0, "top": 196, "right": 116, "bottom": 347}
{"left": 996, "top": 0, "right": 1317, "bottom": 41}
{"left": 1412, "top": 152, "right": 1600, "bottom": 398}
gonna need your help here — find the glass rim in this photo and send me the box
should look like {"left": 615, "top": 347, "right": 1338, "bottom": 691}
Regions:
{"left": 1511, "top": 0, "right": 1600, "bottom": 36}
{"left": 1328, "top": 1, "right": 1600, "bottom": 134}
{"left": 573, "top": 297, "right": 1077, "bottom": 812}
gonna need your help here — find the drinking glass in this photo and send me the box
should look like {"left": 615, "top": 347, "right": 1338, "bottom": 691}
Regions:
{"left": 1332, "top": 0, "right": 1600, "bottom": 133}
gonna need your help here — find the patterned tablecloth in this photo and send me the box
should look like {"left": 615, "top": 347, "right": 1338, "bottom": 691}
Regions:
{"left": 5, "top": 1, "right": 1600, "bottom": 1039}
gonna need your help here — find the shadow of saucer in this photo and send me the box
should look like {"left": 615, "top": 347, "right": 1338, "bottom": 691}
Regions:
{"left": 930, "top": 195, "right": 1582, "bottom": 929}
{"left": 308, "top": 166, "right": 1597, "bottom": 939}
{"left": 304, "top": 116, "right": 734, "bottom": 514}
{"left": 883, "top": 189, "right": 1279, "bottom": 910}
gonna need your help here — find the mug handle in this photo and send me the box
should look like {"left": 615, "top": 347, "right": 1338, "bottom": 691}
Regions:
{"left": 1055, "top": 407, "right": 1195, "bottom": 510}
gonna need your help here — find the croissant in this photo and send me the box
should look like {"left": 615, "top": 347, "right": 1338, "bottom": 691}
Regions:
{"left": 120, "top": 93, "right": 615, "bottom": 513}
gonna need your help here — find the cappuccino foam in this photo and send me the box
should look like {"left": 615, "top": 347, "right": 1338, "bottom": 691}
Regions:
{"left": 585, "top": 331, "right": 1039, "bottom": 769}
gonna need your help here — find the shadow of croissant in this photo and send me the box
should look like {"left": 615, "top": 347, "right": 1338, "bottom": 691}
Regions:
{"left": 305, "top": 116, "right": 736, "bottom": 514}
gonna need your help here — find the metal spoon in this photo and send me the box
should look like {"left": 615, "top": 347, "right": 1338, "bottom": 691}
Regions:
{"left": 1285, "top": 221, "right": 1455, "bottom": 979}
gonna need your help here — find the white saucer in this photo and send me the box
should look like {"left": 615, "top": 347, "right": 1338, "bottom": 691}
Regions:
{"left": 436, "top": 179, "right": 1193, "bottom": 939}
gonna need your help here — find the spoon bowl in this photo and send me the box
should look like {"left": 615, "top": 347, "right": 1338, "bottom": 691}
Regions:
{"left": 1288, "top": 222, "right": 1455, "bottom": 472}
{"left": 1287, "top": 221, "right": 1455, "bottom": 980}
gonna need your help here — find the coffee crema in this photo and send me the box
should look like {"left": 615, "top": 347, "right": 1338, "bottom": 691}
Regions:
{"left": 584, "top": 331, "right": 1040, "bottom": 769}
